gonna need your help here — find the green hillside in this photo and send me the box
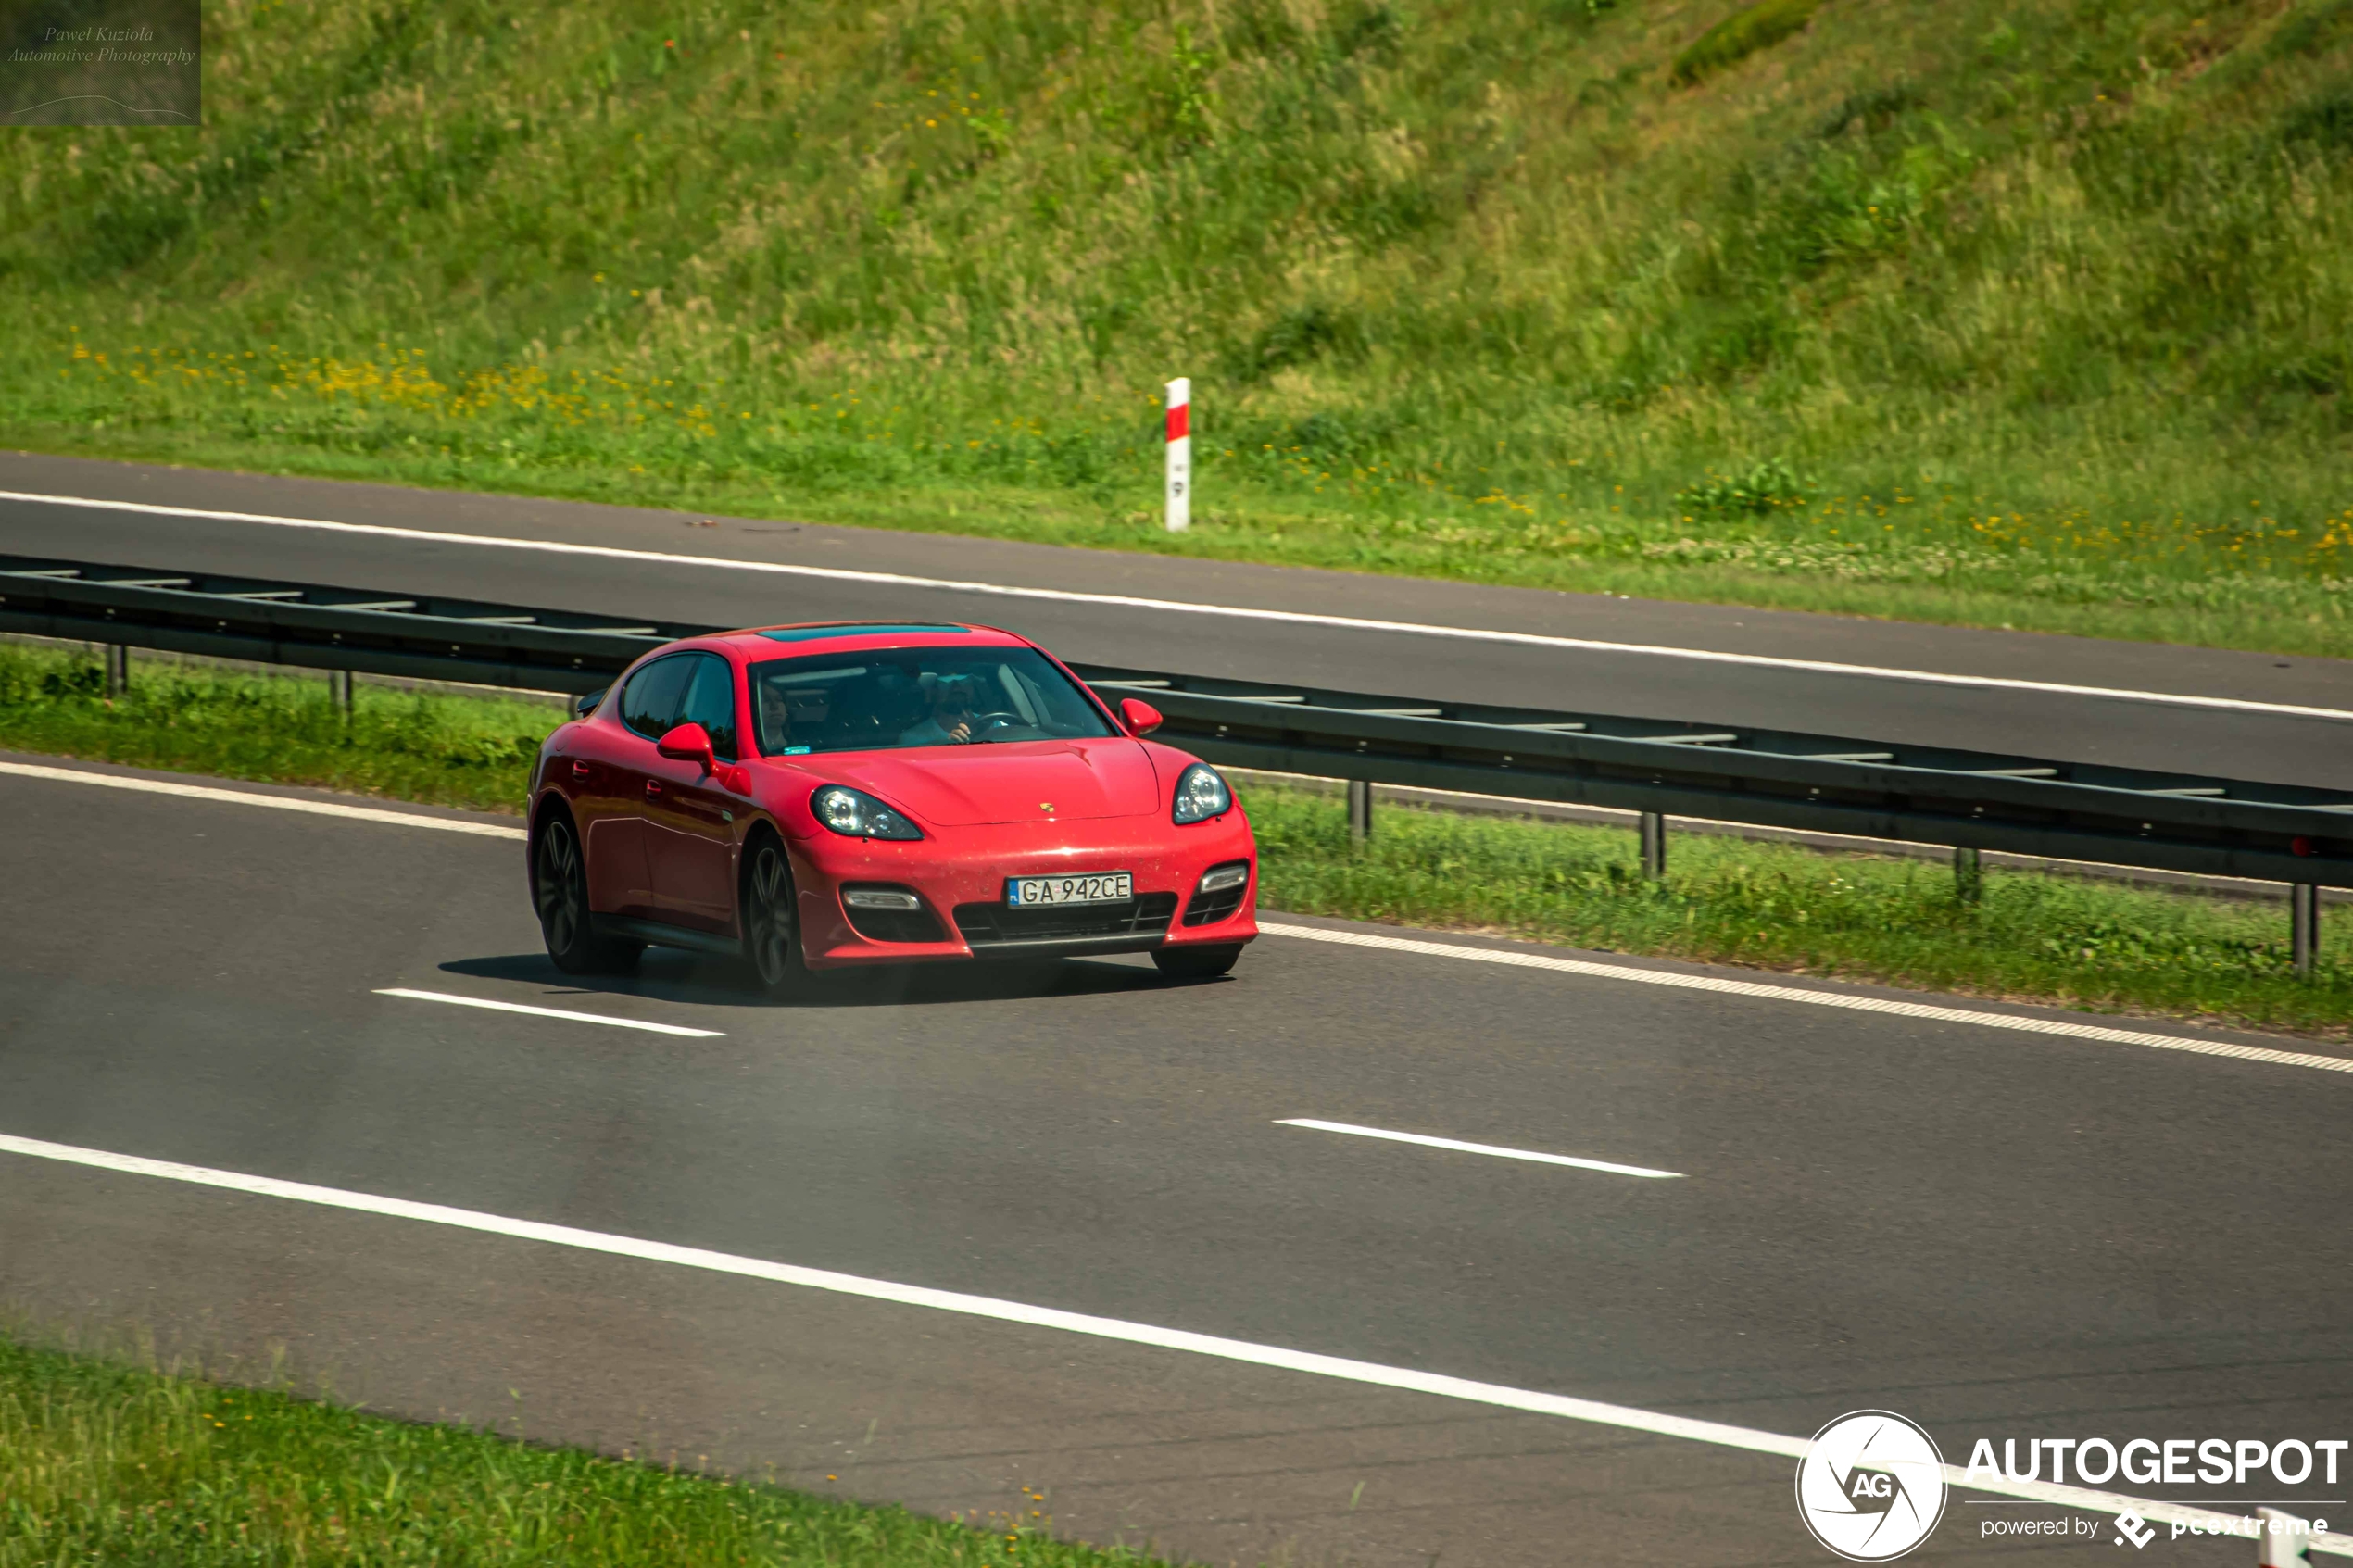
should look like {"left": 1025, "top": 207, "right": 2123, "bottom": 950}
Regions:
{"left": 4, "top": 0, "right": 2350, "bottom": 653}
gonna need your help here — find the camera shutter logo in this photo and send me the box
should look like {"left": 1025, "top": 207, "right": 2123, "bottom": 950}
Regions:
{"left": 1795, "top": 1411, "right": 1949, "bottom": 1561}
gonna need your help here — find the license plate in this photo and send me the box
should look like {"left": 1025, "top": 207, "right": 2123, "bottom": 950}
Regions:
{"left": 1007, "top": 872, "right": 1133, "bottom": 907}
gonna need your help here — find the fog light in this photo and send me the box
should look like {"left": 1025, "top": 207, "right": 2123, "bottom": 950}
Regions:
{"left": 1198, "top": 861, "right": 1249, "bottom": 894}
{"left": 843, "top": 887, "right": 923, "bottom": 910}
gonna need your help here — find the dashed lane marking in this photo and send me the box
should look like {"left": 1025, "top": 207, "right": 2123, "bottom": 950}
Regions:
{"left": 375, "top": 988, "right": 722, "bottom": 1038}
{"left": 1277, "top": 1118, "right": 1682, "bottom": 1178}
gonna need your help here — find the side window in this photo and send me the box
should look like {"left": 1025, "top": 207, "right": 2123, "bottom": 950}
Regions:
{"left": 676, "top": 653, "right": 740, "bottom": 761}
{"left": 619, "top": 655, "right": 693, "bottom": 741}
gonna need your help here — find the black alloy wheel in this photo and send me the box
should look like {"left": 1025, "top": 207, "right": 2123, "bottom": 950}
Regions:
{"left": 536, "top": 814, "right": 625, "bottom": 972}
{"left": 742, "top": 839, "right": 808, "bottom": 995}
{"left": 1151, "top": 942, "right": 1244, "bottom": 981}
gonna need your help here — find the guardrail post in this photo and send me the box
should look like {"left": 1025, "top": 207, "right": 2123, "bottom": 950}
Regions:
{"left": 1954, "top": 847, "right": 1982, "bottom": 904}
{"left": 330, "top": 669, "right": 354, "bottom": 719}
{"left": 103, "top": 644, "right": 128, "bottom": 697}
{"left": 2292, "top": 884, "right": 2320, "bottom": 977}
{"left": 2256, "top": 1506, "right": 2311, "bottom": 1565}
{"left": 1640, "top": 812, "right": 1667, "bottom": 880}
{"left": 1347, "top": 779, "right": 1374, "bottom": 842}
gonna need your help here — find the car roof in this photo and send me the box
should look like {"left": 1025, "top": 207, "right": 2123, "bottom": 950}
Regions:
{"left": 701, "top": 621, "right": 1029, "bottom": 659}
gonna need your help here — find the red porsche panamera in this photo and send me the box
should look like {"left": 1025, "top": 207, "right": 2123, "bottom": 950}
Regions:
{"left": 525, "top": 621, "right": 1256, "bottom": 993}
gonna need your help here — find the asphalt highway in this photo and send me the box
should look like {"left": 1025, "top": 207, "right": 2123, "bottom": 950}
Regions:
{"left": 4, "top": 759, "right": 2348, "bottom": 1564}
{"left": 4, "top": 450, "right": 2350, "bottom": 784}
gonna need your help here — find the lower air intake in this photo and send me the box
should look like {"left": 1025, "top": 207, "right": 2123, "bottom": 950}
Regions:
{"left": 1182, "top": 884, "right": 1247, "bottom": 927}
{"left": 954, "top": 892, "right": 1179, "bottom": 947}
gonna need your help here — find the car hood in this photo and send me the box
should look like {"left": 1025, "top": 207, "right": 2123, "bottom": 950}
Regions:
{"left": 799, "top": 738, "right": 1162, "bottom": 826}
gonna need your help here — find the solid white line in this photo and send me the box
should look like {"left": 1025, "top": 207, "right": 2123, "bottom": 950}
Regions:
{"left": 8, "top": 761, "right": 2344, "bottom": 1077}
{"left": 7, "top": 488, "right": 2347, "bottom": 723}
{"left": 1260, "top": 922, "right": 2353, "bottom": 1077}
{"left": 1277, "top": 1118, "right": 1683, "bottom": 1178}
{"left": 374, "top": 988, "right": 722, "bottom": 1038}
{"left": 0, "top": 1130, "right": 2344, "bottom": 1552}
{"left": 0, "top": 760, "right": 527, "bottom": 837}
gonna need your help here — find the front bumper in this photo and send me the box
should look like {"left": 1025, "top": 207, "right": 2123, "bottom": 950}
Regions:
{"left": 788, "top": 812, "right": 1258, "bottom": 968}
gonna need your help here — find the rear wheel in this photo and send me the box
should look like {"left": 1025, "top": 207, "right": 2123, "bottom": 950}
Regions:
{"left": 1151, "top": 942, "right": 1243, "bottom": 981}
{"left": 536, "top": 814, "right": 636, "bottom": 973}
{"left": 742, "top": 837, "right": 810, "bottom": 997}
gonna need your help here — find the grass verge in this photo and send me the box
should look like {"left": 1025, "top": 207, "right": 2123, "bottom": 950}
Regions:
{"left": 0, "top": 1333, "right": 1143, "bottom": 1567}
{"left": 6, "top": 0, "right": 2353, "bottom": 657}
{"left": 19, "top": 418, "right": 2351, "bottom": 659}
{"left": 3, "top": 639, "right": 2343, "bottom": 1035}
{"left": 0, "top": 643, "right": 558, "bottom": 814}
{"left": 1250, "top": 787, "right": 2350, "bottom": 1036}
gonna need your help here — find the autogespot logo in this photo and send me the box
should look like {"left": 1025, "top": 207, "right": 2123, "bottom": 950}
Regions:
{"left": 1796, "top": 1411, "right": 1950, "bottom": 1561}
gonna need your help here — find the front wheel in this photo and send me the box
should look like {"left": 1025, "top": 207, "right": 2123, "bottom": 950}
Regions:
{"left": 741, "top": 839, "right": 810, "bottom": 997}
{"left": 536, "top": 814, "right": 635, "bottom": 973}
{"left": 1151, "top": 942, "right": 1243, "bottom": 982}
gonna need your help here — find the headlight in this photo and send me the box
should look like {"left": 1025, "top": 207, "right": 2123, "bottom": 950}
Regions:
{"left": 1172, "top": 763, "right": 1232, "bottom": 825}
{"left": 812, "top": 784, "right": 924, "bottom": 841}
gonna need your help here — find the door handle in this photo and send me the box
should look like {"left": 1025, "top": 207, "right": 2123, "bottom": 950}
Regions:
{"left": 644, "top": 780, "right": 663, "bottom": 798}
{"left": 571, "top": 760, "right": 591, "bottom": 780}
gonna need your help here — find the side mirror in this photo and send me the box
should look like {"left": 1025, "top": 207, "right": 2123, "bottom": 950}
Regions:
{"left": 572, "top": 687, "right": 606, "bottom": 720}
{"left": 1120, "top": 697, "right": 1164, "bottom": 736}
{"left": 656, "top": 721, "right": 715, "bottom": 772}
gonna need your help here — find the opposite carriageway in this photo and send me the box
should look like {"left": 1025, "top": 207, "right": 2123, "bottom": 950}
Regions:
{"left": 2, "top": 551, "right": 2346, "bottom": 971}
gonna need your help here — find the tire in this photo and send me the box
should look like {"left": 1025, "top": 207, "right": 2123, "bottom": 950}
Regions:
{"left": 1151, "top": 942, "right": 1243, "bottom": 981}
{"left": 740, "top": 836, "right": 811, "bottom": 997}
{"left": 535, "top": 812, "right": 635, "bottom": 973}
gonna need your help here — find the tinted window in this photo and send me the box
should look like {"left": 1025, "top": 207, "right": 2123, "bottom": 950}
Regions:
{"left": 760, "top": 624, "right": 970, "bottom": 644}
{"left": 619, "top": 655, "right": 693, "bottom": 741}
{"left": 749, "top": 646, "right": 1116, "bottom": 756}
{"left": 676, "top": 653, "right": 739, "bottom": 761}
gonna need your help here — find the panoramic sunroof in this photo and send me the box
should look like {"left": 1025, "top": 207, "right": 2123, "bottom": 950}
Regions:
{"left": 758, "top": 623, "right": 971, "bottom": 643}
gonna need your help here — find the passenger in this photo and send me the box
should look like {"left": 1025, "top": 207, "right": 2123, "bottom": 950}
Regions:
{"left": 900, "top": 673, "right": 975, "bottom": 746}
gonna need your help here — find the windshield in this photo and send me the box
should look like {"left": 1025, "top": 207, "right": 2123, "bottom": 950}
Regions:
{"left": 749, "top": 646, "right": 1118, "bottom": 756}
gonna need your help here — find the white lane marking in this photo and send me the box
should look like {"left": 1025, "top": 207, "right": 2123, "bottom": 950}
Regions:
{"left": 0, "top": 760, "right": 527, "bottom": 837}
{"left": 1261, "top": 922, "right": 2353, "bottom": 1076}
{"left": 1277, "top": 1118, "right": 1682, "bottom": 1178}
{"left": 0, "top": 1131, "right": 2342, "bottom": 1553}
{"left": 374, "top": 988, "right": 722, "bottom": 1038}
{"left": 7, "top": 488, "right": 2347, "bottom": 723}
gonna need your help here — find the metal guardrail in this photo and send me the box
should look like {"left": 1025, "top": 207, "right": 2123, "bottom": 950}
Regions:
{"left": 1067, "top": 664, "right": 2353, "bottom": 890}
{"left": 4, "top": 553, "right": 2344, "bottom": 968}
{"left": 0, "top": 552, "right": 699, "bottom": 694}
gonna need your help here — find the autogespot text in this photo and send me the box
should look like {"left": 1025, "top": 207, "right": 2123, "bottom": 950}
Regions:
{"left": 1964, "top": 1436, "right": 2347, "bottom": 1489}
{"left": 1967, "top": 1437, "right": 2338, "bottom": 1541}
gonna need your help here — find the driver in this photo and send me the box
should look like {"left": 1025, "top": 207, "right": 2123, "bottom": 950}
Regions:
{"left": 758, "top": 679, "right": 796, "bottom": 750}
{"left": 900, "top": 672, "right": 976, "bottom": 746}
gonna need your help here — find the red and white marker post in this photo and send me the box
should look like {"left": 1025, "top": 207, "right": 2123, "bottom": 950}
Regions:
{"left": 1164, "top": 377, "right": 1190, "bottom": 533}
{"left": 2258, "top": 1508, "right": 2313, "bottom": 1566}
